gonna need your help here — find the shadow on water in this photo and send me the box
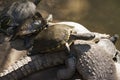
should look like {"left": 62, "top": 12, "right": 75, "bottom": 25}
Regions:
{"left": 0, "top": 0, "right": 120, "bottom": 49}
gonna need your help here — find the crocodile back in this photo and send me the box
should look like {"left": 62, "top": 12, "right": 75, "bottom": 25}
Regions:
{"left": 73, "top": 40, "right": 117, "bottom": 80}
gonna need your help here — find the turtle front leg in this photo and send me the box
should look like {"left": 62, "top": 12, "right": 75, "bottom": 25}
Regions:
{"left": 71, "top": 33, "right": 95, "bottom": 40}
{"left": 57, "top": 43, "right": 76, "bottom": 80}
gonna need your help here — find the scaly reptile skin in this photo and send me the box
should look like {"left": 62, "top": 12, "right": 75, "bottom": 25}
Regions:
{"left": 0, "top": 52, "right": 67, "bottom": 80}
{"left": 0, "top": 40, "right": 117, "bottom": 80}
{"left": 73, "top": 40, "right": 117, "bottom": 80}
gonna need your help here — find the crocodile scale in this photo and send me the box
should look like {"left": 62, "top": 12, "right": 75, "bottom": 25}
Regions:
{"left": 0, "top": 40, "right": 117, "bottom": 80}
{"left": 0, "top": 52, "right": 67, "bottom": 80}
{"left": 73, "top": 40, "right": 117, "bottom": 80}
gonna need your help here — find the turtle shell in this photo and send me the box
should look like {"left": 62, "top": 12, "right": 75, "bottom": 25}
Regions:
{"left": 31, "top": 24, "right": 75, "bottom": 54}
{"left": 17, "top": 19, "right": 37, "bottom": 36}
{"left": 17, "top": 12, "right": 47, "bottom": 36}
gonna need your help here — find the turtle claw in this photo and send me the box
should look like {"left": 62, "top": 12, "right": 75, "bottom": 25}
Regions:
{"left": 65, "top": 43, "right": 70, "bottom": 53}
{"left": 71, "top": 33, "right": 95, "bottom": 40}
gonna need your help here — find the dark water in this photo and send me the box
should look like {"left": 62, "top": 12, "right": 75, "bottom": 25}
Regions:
{"left": 0, "top": 0, "right": 120, "bottom": 49}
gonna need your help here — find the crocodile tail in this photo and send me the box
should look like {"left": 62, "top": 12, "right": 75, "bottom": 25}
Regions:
{"left": 0, "top": 52, "right": 67, "bottom": 80}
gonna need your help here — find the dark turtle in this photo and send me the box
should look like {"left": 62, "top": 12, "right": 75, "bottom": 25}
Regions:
{"left": 30, "top": 24, "right": 95, "bottom": 54}
{"left": 15, "top": 12, "right": 47, "bottom": 37}
{"left": 9, "top": 11, "right": 47, "bottom": 49}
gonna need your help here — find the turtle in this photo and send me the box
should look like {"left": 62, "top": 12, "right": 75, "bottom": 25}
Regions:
{"left": 0, "top": 0, "right": 41, "bottom": 36}
{"left": 9, "top": 11, "right": 47, "bottom": 49}
{"left": 30, "top": 24, "right": 95, "bottom": 54}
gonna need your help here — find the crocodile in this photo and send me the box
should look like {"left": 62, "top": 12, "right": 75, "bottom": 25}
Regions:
{"left": 0, "top": 39, "right": 119, "bottom": 80}
{"left": 0, "top": 0, "right": 118, "bottom": 79}
{"left": 73, "top": 40, "right": 117, "bottom": 80}
{"left": 0, "top": 16, "right": 118, "bottom": 77}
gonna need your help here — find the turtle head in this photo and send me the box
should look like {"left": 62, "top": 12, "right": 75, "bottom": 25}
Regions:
{"left": 33, "top": 11, "right": 47, "bottom": 31}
